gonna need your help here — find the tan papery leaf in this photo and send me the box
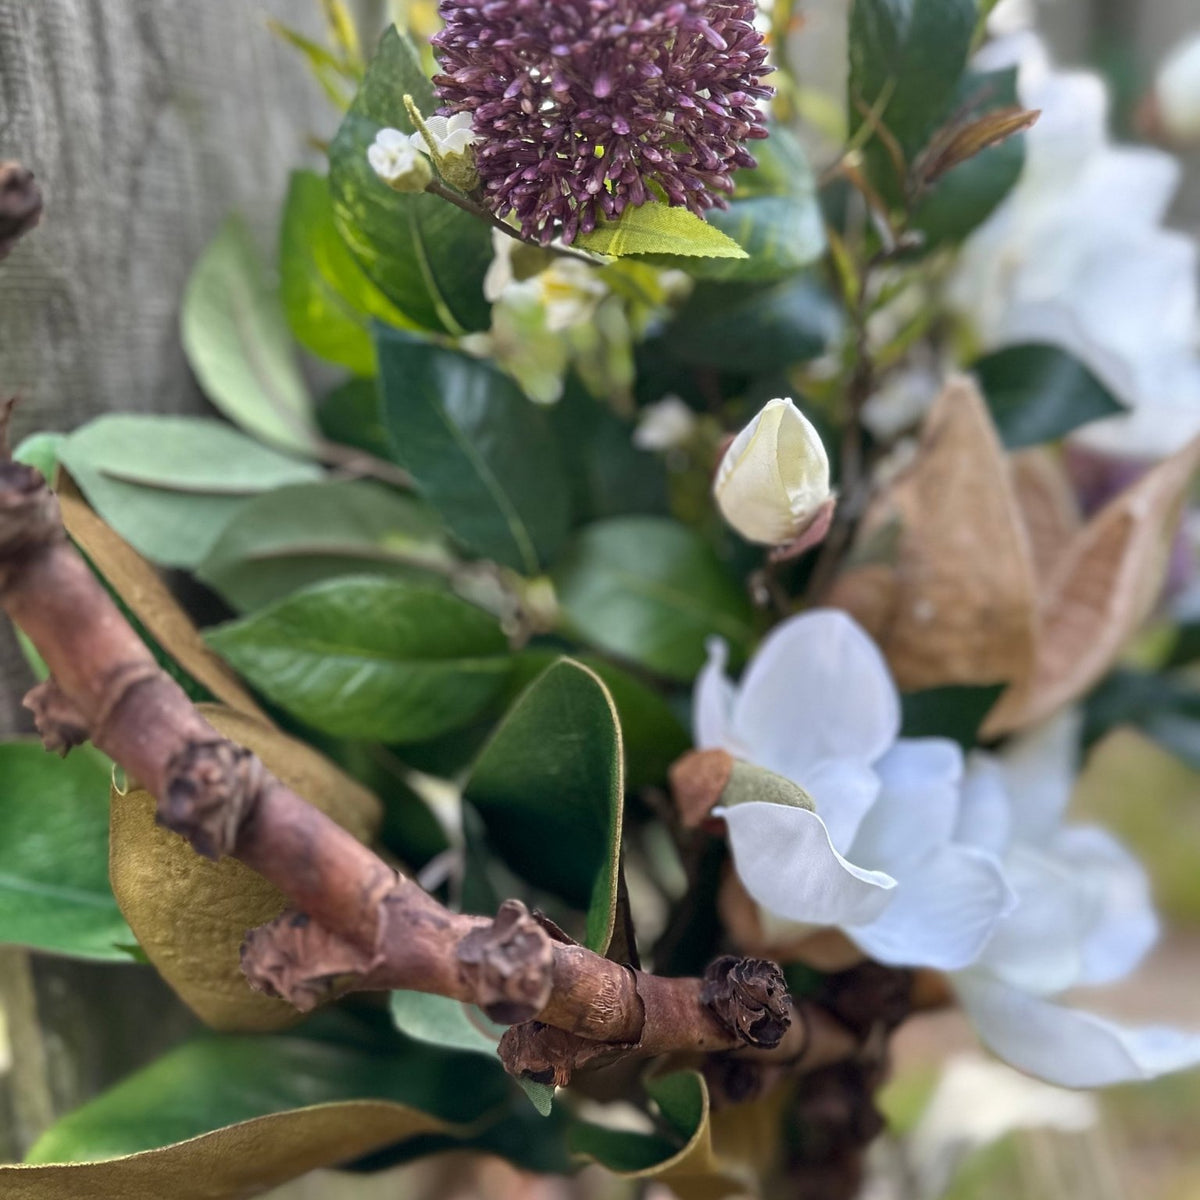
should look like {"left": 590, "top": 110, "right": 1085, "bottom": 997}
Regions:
{"left": 828, "top": 376, "right": 1038, "bottom": 693}
{"left": 110, "top": 704, "right": 382, "bottom": 1031}
{"left": 1008, "top": 447, "right": 1083, "bottom": 584}
{"left": 985, "top": 434, "right": 1200, "bottom": 735}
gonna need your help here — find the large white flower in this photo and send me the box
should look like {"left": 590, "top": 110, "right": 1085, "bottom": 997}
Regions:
{"left": 950, "top": 714, "right": 1200, "bottom": 1087}
{"left": 696, "top": 610, "right": 1013, "bottom": 971}
{"left": 946, "top": 31, "right": 1200, "bottom": 459}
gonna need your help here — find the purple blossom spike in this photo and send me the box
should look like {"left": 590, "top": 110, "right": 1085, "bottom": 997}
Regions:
{"left": 431, "top": 0, "right": 773, "bottom": 244}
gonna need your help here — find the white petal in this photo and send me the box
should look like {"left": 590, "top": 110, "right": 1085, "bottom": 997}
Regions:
{"left": 1051, "top": 825, "right": 1160, "bottom": 987}
{"left": 956, "top": 973, "right": 1200, "bottom": 1087}
{"left": 976, "top": 845, "right": 1093, "bottom": 995}
{"left": 956, "top": 753, "right": 1013, "bottom": 856}
{"left": 719, "top": 801, "right": 896, "bottom": 928}
{"left": 693, "top": 637, "right": 736, "bottom": 750}
{"left": 849, "top": 738, "right": 962, "bottom": 873}
{"left": 849, "top": 844, "right": 1013, "bottom": 972}
{"left": 803, "top": 757, "right": 881, "bottom": 854}
{"left": 997, "top": 710, "right": 1081, "bottom": 845}
{"left": 730, "top": 610, "right": 900, "bottom": 780}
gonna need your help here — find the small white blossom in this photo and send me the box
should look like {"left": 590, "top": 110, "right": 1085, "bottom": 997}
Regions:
{"left": 409, "top": 111, "right": 479, "bottom": 159}
{"left": 367, "top": 128, "right": 432, "bottom": 193}
{"left": 713, "top": 398, "right": 831, "bottom": 545}
{"left": 950, "top": 713, "right": 1200, "bottom": 1087}
{"left": 947, "top": 32, "right": 1200, "bottom": 459}
{"left": 696, "top": 610, "right": 1014, "bottom": 972}
{"left": 483, "top": 230, "right": 607, "bottom": 333}
{"left": 633, "top": 396, "right": 697, "bottom": 452}
{"left": 1156, "top": 30, "right": 1200, "bottom": 144}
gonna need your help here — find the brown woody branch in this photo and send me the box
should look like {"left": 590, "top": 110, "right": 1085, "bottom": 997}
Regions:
{"left": 0, "top": 457, "right": 862, "bottom": 1082}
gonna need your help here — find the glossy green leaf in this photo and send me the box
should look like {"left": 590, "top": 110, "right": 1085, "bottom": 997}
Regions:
{"left": 973, "top": 343, "right": 1126, "bottom": 449}
{"left": 900, "top": 684, "right": 1005, "bottom": 750}
{"left": 463, "top": 659, "right": 624, "bottom": 952}
{"left": 375, "top": 327, "right": 570, "bottom": 573}
{"left": 206, "top": 577, "right": 513, "bottom": 742}
{"left": 57, "top": 415, "right": 321, "bottom": 568}
{"left": 280, "top": 170, "right": 411, "bottom": 375}
{"left": 318, "top": 376, "right": 394, "bottom": 461}
{"left": 553, "top": 517, "right": 755, "bottom": 682}
{"left": 181, "top": 217, "right": 320, "bottom": 455}
{"left": 196, "top": 478, "right": 453, "bottom": 612}
{"left": 663, "top": 277, "right": 842, "bottom": 372}
{"left": 687, "top": 126, "right": 826, "bottom": 283}
{"left": 575, "top": 203, "right": 748, "bottom": 259}
{"left": 389, "top": 990, "right": 554, "bottom": 1115}
{"left": 328, "top": 27, "right": 492, "bottom": 334}
{"left": 0, "top": 743, "right": 132, "bottom": 960}
{"left": 548, "top": 377, "right": 669, "bottom": 527}
{"left": 848, "top": 0, "right": 977, "bottom": 198}
{"left": 912, "top": 68, "right": 1027, "bottom": 247}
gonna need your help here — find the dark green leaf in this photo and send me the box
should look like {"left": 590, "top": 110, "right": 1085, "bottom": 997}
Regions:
{"left": 318, "top": 376, "right": 393, "bottom": 461}
{"left": 375, "top": 327, "right": 570, "bottom": 573}
{"left": 196, "top": 478, "right": 453, "bottom": 612}
{"left": 973, "top": 343, "right": 1125, "bottom": 449}
{"left": 0, "top": 743, "right": 132, "bottom": 960}
{"left": 553, "top": 517, "right": 755, "bottom": 682}
{"left": 328, "top": 28, "right": 492, "bottom": 334}
{"left": 911, "top": 68, "right": 1028, "bottom": 247}
{"left": 900, "top": 683, "right": 1006, "bottom": 749}
{"left": 1083, "top": 668, "right": 1200, "bottom": 771}
{"left": 463, "top": 659, "right": 624, "bottom": 952}
{"left": 58, "top": 415, "right": 321, "bottom": 568}
{"left": 663, "top": 277, "right": 842, "bottom": 372}
{"left": 280, "top": 170, "right": 411, "bottom": 374}
{"left": 548, "top": 377, "right": 669, "bottom": 526}
{"left": 181, "top": 217, "right": 321, "bottom": 455}
{"left": 206, "top": 577, "right": 513, "bottom": 742}
{"left": 848, "top": 0, "right": 977, "bottom": 198}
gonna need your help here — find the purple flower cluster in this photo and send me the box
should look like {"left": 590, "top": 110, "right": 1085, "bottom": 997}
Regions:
{"left": 431, "top": 0, "right": 772, "bottom": 244}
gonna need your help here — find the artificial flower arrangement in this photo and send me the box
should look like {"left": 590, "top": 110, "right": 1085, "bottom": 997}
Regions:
{"left": 2, "top": 0, "right": 1200, "bottom": 1196}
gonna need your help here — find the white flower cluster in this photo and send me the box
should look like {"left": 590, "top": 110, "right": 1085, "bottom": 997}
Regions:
{"left": 946, "top": 31, "right": 1200, "bottom": 460}
{"left": 697, "top": 610, "right": 1200, "bottom": 1087}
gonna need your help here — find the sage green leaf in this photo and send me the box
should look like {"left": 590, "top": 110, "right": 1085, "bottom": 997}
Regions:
{"left": 280, "top": 170, "right": 412, "bottom": 375}
{"left": 663, "top": 277, "right": 842, "bottom": 373}
{"left": 973, "top": 343, "right": 1125, "bottom": 449}
{"left": 328, "top": 27, "right": 492, "bottom": 334}
{"left": 553, "top": 517, "right": 755, "bottom": 682}
{"left": 181, "top": 216, "right": 320, "bottom": 455}
{"left": 463, "top": 658, "right": 624, "bottom": 952}
{"left": 196, "top": 478, "right": 454, "bottom": 612}
{"left": 57, "top": 415, "right": 321, "bottom": 569}
{"left": 13, "top": 431, "right": 64, "bottom": 482}
{"left": 389, "top": 990, "right": 554, "bottom": 1115}
{"left": 375, "top": 327, "right": 570, "bottom": 573}
{"left": 575, "top": 203, "right": 748, "bottom": 259}
{"left": 848, "top": 0, "right": 977, "bottom": 199}
{"left": 206, "top": 577, "right": 513, "bottom": 742}
{"left": 912, "top": 68, "right": 1027, "bottom": 248}
{"left": 0, "top": 743, "right": 132, "bottom": 961}
{"left": 679, "top": 126, "right": 825, "bottom": 283}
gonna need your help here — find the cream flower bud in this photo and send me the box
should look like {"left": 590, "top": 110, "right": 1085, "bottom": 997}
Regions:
{"left": 1156, "top": 32, "right": 1200, "bottom": 143}
{"left": 408, "top": 109, "right": 480, "bottom": 191}
{"left": 713, "top": 398, "right": 831, "bottom": 545}
{"left": 367, "top": 128, "right": 432, "bottom": 193}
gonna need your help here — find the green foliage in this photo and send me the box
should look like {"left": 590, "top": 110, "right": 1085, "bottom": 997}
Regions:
{"left": 463, "top": 659, "right": 624, "bottom": 952}
{"left": 181, "top": 217, "right": 321, "bottom": 456}
{"left": 973, "top": 343, "right": 1126, "bottom": 449}
{"left": 575, "top": 202, "right": 748, "bottom": 259}
{"left": 58, "top": 415, "right": 321, "bottom": 568}
{"left": 0, "top": 743, "right": 132, "bottom": 960}
{"left": 900, "top": 684, "right": 1006, "bottom": 749}
{"left": 328, "top": 27, "right": 492, "bottom": 334}
{"left": 375, "top": 327, "right": 570, "bottom": 573}
{"left": 279, "top": 170, "right": 411, "bottom": 374}
{"left": 196, "top": 478, "right": 453, "bottom": 612}
{"left": 553, "top": 516, "right": 755, "bottom": 682}
{"left": 206, "top": 577, "right": 513, "bottom": 742}
{"left": 1083, "top": 668, "right": 1200, "bottom": 770}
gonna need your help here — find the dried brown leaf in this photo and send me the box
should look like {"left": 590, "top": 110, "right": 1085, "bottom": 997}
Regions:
{"left": 829, "top": 376, "right": 1038, "bottom": 692}
{"left": 1008, "top": 446, "right": 1083, "bottom": 584}
{"left": 915, "top": 106, "right": 1040, "bottom": 187}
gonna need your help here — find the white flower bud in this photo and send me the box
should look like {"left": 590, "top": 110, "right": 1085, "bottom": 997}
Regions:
{"left": 713, "top": 398, "right": 831, "bottom": 545}
{"left": 409, "top": 111, "right": 480, "bottom": 191}
{"left": 1156, "top": 32, "right": 1200, "bottom": 143}
{"left": 633, "top": 396, "right": 697, "bottom": 451}
{"left": 367, "top": 128, "right": 432, "bottom": 193}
